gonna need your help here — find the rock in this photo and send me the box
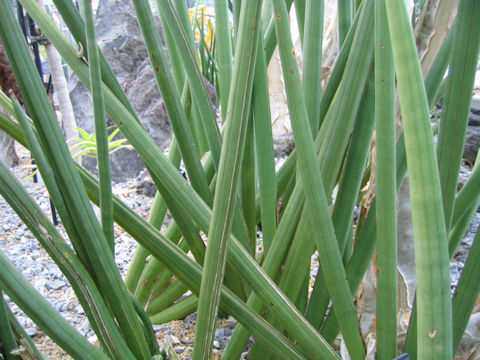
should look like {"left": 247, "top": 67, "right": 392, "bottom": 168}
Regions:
{"left": 457, "top": 163, "right": 473, "bottom": 191}
{"left": 469, "top": 112, "right": 480, "bottom": 126}
{"left": 184, "top": 312, "right": 197, "bottom": 323}
{"left": 0, "top": 130, "right": 18, "bottom": 167}
{"left": 464, "top": 126, "right": 480, "bottom": 166}
{"left": 471, "top": 97, "right": 480, "bottom": 114}
{"left": 16, "top": 227, "right": 25, "bottom": 237}
{"left": 152, "top": 324, "right": 165, "bottom": 332}
{"left": 469, "top": 98, "right": 480, "bottom": 125}
{"left": 273, "top": 133, "right": 295, "bottom": 158}
{"left": 57, "top": 301, "right": 70, "bottom": 312}
{"left": 174, "top": 346, "right": 185, "bottom": 354}
{"left": 25, "top": 327, "right": 38, "bottom": 337}
{"left": 45, "top": 280, "right": 66, "bottom": 291}
{"left": 80, "top": 318, "right": 92, "bottom": 336}
{"left": 165, "top": 334, "right": 181, "bottom": 345}
{"left": 135, "top": 169, "right": 157, "bottom": 197}
{"left": 68, "top": 0, "right": 171, "bottom": 182}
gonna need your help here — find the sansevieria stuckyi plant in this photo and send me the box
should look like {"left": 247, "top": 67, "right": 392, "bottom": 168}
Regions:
{"left": 0, "top": 0, "right": 479, "bottom": 359}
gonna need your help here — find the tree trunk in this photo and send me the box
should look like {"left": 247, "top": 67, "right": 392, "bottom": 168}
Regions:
{"left": 45, "top": 43, "right": 82, "bottom": 163}
{"left": 38, "top": 0, "right": 81, "bottom": 163}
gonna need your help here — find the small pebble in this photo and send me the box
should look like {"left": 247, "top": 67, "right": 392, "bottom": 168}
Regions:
{"left": 45, "top": 280, "right": 66, "bottom": 291}
{"left": 180, "top": 336, "right": 192, "bottom": 344}
{"left": 25, "top": 327, "right": 38, "bottom": 337}
{"left": 174, "top": 346, "right": 185, "bottom": 354}
{"left": 152, "top": 324, "right": 164, "bottom": 332}
{"left": 165, "top": 334, "right": 181, "bottom": 345}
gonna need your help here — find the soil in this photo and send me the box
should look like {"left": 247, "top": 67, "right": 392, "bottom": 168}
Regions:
{"left": 34, "top": 332, "right": 72, "bottom": 360}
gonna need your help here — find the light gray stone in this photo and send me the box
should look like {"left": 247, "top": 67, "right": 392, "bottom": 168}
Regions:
{"left": 45, "top": 280, "right": 66, "bottom": 291}
{"left": 25, "top": 327, "right": 38, "bottom": 337}
{"left": 174, "top": 346, "right": 185, "bottom": 354}
{"left": 0, "top": 129, "right": 18, "bottom": 167}
{"left": 165, "top": 334, "right": 181, "bottom": 345}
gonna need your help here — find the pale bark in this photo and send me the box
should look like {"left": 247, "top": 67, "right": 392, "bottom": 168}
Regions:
{"left": 38, "top": 0, "right": 81, "bottom": 163}
{"left": 267, "top": 6, "right": 301, "bottom": 137}
{"left": 45, "top": 43, "right": 81, "bottom": 163}
{"left": 414, "top": 0, "right": 459, "bottom": 77}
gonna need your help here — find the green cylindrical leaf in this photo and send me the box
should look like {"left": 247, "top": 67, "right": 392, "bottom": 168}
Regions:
{"left": 302, "top": 0, "right": 323, "bottom": 134}
{"left": 1, "top": 3, "right": 151, "bottom": 357}
{"left": 385, "top": 0, "right": 452, "bottom": 358}
{"left": 436, "top": 0, "right": 480, "bottom": 230}
{"left": 81, "top": 0, "right": 114, "bottom": 251}
{"left": 214, "top": 0, "right": 233, "bottom": 122}
{"left": 252, "top": 38, "right": 277, "bottom": 254}
{"left": 338, "top": 0, "right": 353, "bottom": 47}
{"left": 0, "top": 290, "right": 21, "bottom": 360}
{"left": 157, "top": 0, "right": 222, "bottom": 168}
{"left": 16, "top": 2, "right": 342, "bottom": 355}
{"left": 374, "top": 0, "right": 397, "bottom": 358}
{"left": 452, "top": 227, "right": 480, "bottom": 353}
{"left": 0, "top": 251, "right": 109, "bottom": 360}
{"left": 272, "top": 0, "right": 365, "bottom": 357}
{"left": 193, "top": 1, "right": 262, "bottom": 357}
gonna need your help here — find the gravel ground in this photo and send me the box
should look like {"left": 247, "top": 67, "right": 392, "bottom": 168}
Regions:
{"left": 0, "top": 148, "right": 478, "bottom": 359}
{"left": 0, "top": 149, "right": 247, "bottom": 359}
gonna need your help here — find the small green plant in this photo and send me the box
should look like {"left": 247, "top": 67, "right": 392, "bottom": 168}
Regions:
{"left": 69, "top": 126, "right": 133, "bottom": 159}
{"left": 189, "top": 5, "right": 217, "bottom": 87}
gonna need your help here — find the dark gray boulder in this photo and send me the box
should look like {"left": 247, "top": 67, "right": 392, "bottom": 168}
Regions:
{"left": 462, "top": 97, "right": 480, "bottom": 165}
{"left": 470, "top": 97, "right": 480, "bottom": 126}
{"left": 68, "top": 0, "right": 171, "bottom": 182}
{"left": 464, "top": 126, "right": 480, "bottom": 166}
